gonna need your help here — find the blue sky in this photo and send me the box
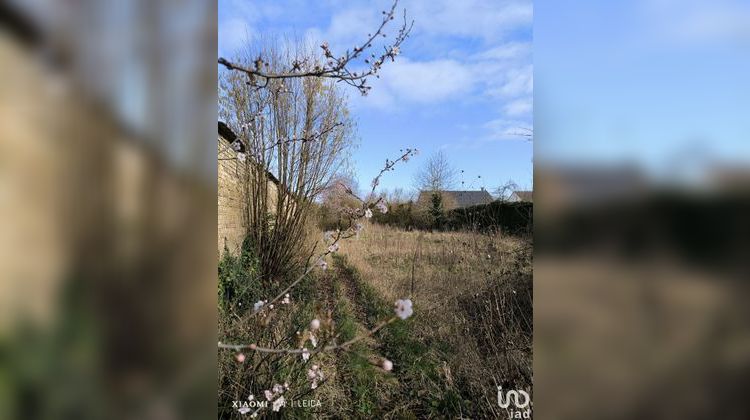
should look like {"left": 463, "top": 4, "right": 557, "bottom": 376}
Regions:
{"left": 218, "top": 0, "right": 533, "bottom": 196}
{"left": 535, "top": 0, "right": 750, "bottom": 181}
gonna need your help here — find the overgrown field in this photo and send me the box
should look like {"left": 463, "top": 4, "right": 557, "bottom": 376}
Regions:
{"left": 341, "top": 223, "right": 533, "bottom": 417}
{"left": 218, "top": 224, "right": 532, "bottom": 418}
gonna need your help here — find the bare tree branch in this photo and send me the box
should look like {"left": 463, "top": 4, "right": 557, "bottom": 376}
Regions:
{"left": 218, "top": 0, "right": 413, "bottom": 96}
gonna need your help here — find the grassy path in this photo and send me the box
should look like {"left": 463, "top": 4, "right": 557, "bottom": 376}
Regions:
{"left": 326, "top": 254, "right": 463, "bottom": 419}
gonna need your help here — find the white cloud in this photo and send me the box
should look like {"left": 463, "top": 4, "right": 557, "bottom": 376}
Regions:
{"left": 472, "top": 41, "right": 531, "bottom": 61}
{"left": 383, "top": 58, "right": 473, "bottom": 102}
{"left": 408, "top": 0, "right": 532, "bottom": 41}
{"left": 349, "top": 58, "right": 474, "bottom": 109}
{"left": 503, "top": 97, "right": 532, "bottom": 117}
{"left": 493, "top": 65, "right": 533, "bottom": 97}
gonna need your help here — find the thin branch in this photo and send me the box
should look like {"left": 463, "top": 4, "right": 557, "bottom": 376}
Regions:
{"left": 219, "top": 317, "right": 398, "bottom": 353}
{"left": 218, "top": 0, "right": 413, "bottom": 95}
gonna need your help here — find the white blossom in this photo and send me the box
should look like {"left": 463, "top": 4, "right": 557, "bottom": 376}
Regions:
{"left": 318, "top": 260, "right": 328, "bottom": 271}
{"left": 310, "top": 333, "right": 318, "bottom": 348}
{"left": 237, "top": 153, "right": 247, "bottom": 162}
{"left": 239, "top": 407, "right": 251, "bottom": 415}
{"left": 253, "top": 300, "right": 265, "bottom": 313}
{"left": 307, "top": 365, "right": 325, "bottom": 389}
{"left": 301, "top": 348, "right": 310, "bottom": 361}
{"left": 394, "top": 299, "right": 413, "bottom": 320}
{"left": 376, "top": 201, "right": 388, "bottom": 214}
{"left": 365, "top": 208, "right": 373, "bottom": 219}
{"left": 328, "top": 243, "right": 339, "bottom": 253}
{"left": 310, "top": 318, "right": 321, "bottom": 330}
{"left": 382, "top": 359, "right": 393, "bottom": 371}
{"left": 272, "top": 396, "right": 285, "bottom": 412}
{"left": 282, "top": 294, "right": 291, "bottom": 305}
{"left": 264, "top": 390, "right": 273, "bottom": 401}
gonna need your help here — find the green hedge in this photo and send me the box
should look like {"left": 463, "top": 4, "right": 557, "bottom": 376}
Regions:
{"left": 445, "top": 201, "right": 532, "bottom": 235}
{"left": 367, "top": 200, "right": 532, "bottom": 235}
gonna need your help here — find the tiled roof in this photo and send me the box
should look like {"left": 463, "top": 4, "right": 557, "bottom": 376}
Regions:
{"left": 418, "top": 190, "right": 494, "bottom": 208}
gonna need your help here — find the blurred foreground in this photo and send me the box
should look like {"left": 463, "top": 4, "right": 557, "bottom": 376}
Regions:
{"left": 535, "top": 1, "right": 750, "bottom": 417}
{"left": 0, "top": 2, "right": 216, "bottom": 419}
{"left": 535, "top": 167, "right": 750, "bottom": 419}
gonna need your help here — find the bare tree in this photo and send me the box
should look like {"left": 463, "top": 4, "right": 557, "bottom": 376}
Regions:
{"left": 414, "top": 150, "right": 458, "bottom": 192}
{"left": 495, "top": 178, "right": 520, "bottom": 202}
{"left": 220, "top": 39, "right": 356, "bottom": 279}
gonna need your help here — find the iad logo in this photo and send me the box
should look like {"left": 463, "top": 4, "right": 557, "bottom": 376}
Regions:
{"left": 497, "top": 386, "right": 531, "bottom": 419}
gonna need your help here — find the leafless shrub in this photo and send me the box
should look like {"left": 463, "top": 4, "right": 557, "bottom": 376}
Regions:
{"left": 220, "top": 39, "right": 357, "bottom": 280}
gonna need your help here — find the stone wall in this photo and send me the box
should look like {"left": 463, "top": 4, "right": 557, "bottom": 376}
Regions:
{"left": 217, "top": 138, "right": 247, "bottom": 256}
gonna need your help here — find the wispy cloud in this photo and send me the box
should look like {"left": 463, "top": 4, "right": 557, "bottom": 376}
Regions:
{"left": 408, "top": 0, "right": 532, "bottom": 41}
{"left": 503, "top": 97, "right": 533, "bottom": 117}
{"left": 352, "top": 58, "right": 474, "bottom": 109}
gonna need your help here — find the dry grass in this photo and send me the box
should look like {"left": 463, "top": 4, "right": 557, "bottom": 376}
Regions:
{"left": 341, "top": 223, "right": 533, "bottom": 417}
{"left": 217, "top": 223, "right": 532, "bottom": 418}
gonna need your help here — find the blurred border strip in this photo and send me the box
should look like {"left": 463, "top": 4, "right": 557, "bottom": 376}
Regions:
{"left": 1, "top": 1, "right": 217, "bottom": 419}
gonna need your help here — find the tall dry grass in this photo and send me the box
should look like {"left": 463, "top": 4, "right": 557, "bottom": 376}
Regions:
{"left": 342, "top": 223, "right": 533, "bottom": 417}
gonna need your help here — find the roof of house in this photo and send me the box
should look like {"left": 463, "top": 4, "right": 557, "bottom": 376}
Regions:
{"left": 418, "top": 190, "right": 494, "bottom": 208}
{"left": 218, "top": 121, "right": 278, "bottom": 185}
{"left": 512, "top": 190, "right": 533, "bottom": 202}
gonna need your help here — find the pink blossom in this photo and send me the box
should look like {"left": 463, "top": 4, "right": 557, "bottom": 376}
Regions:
{"left": 382, "top": 359, "right": 393, "bottom": 371}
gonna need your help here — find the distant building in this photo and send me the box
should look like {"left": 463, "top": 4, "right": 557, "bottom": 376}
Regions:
{"left": 509, "top": 190, "right": 533, "bottom": 203}
{"left": 417, "top": 189, "right": 494, "bottom": 210}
